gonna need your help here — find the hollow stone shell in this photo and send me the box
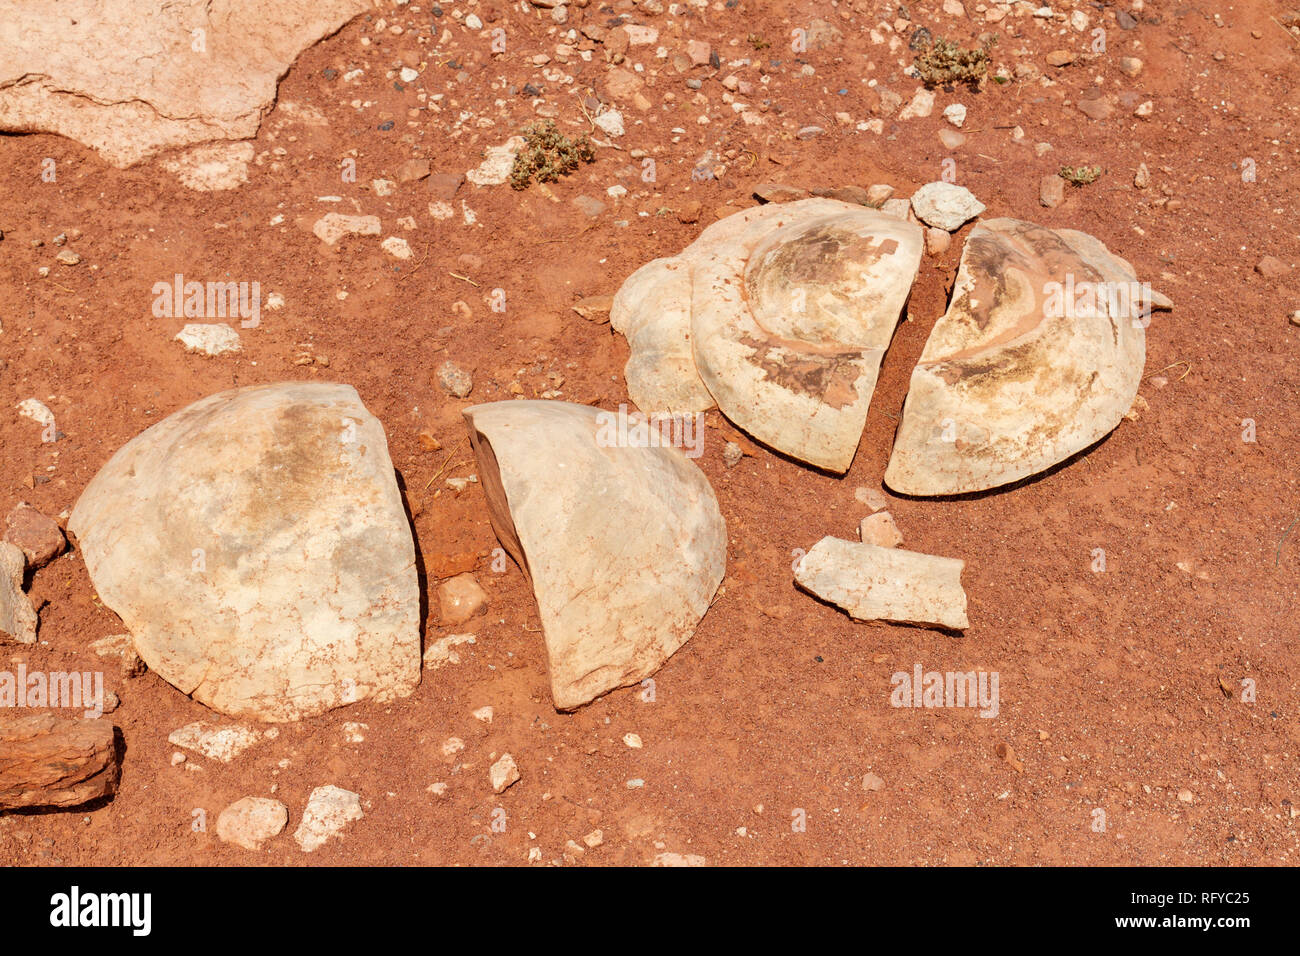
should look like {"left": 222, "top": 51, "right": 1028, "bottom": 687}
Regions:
{"left": 884, "top": 218, "right": 1157, "bottom": 496}
{"left": 611, "top": 199, "right": 924, "bottom": 473}
{"left": 68, "top": 382, "right": 421, "bottom": 721}
{"left": 463, "top": 400, "right": 725, "bottom": 710}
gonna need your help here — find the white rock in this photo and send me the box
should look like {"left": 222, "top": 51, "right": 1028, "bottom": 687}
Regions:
{"left": 371, "top": 178, "right": 396, "bottom": 197}
{"left": 594, "top": 109, "right": 625, "bottom": 137}
{"left": 490, "top": 753, "right": 520, "bottom": 793}
{"left": 465, "top": 13, "right": 483, "bottom": 29}
{"left": 795, "top": 537, "right": 968, "bottom": 630}
{"left": 942, "top": 104, "right": 967, "bottom": 128}
{"left": 160, "top": 142, "right": 253, "bottom": 191}
{"left": 380, "top": 235, "right": 412, "bottom": 259}
{"left": 885, "top": 218, "right": 1160, "bottom": 495}
{"left": 623, "top": 733, "right": 643, "bottom": 748}
{"left": 168, "top": 721, "right": 268, "bottom": 762}
{"left": 216, "top": 796, "right": 289, "bottom": 850}
{"left": 175, "top": 323, "right": 241, "bottom": 356}
{"left": 16, "top": 398, "right": 54, "bottom": 428}
{"left": 897, "top": 88, "right": 935, "bottom": 120}
{"left": 69, "top": 382, "right": 421, "bottom": 721}
{"left": 313, "top": 213, "right": 381, "bottom": 245}
{"left": 909, "top": 181, "right": 986, "bottom": 231}
{"left": 294, "top": 785, "right": 363, "bottom": 852}
{"left": 423, "top": 632, "right": 477, "bottom": 669}
{"left": 624, "top": 24, "right": 658, "bottom": 45}
{"left": 613, "top": 200, "right": 923, "bottom": 472}
{"left": 399, "top": 67, "right": 418, "bottom": 83}
{"left": 466, "top": 136, "right": 526, "bottom": 186}
{"left": 463, "top": 401, "right": 725, "bottom": 709}
{"left": 472, "top": 705, "right": 493, "bottom": 723}
{"left": 0, "top": 542, "right": 37, "bottom": 644}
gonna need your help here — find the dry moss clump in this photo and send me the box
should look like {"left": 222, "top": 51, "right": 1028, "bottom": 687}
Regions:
{"left": 1059, "top": 165, "right": 1103, "bottom": 187}
{"left": 912, "top": 35, "right": 997, "bottom": 87}
{"left": 509, "top": 120, "right": 596, "bottom": 190}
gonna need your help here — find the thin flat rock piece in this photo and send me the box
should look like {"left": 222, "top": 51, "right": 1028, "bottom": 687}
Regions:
{"left": 795, "top": 536, "right": 968, "bottom": 631}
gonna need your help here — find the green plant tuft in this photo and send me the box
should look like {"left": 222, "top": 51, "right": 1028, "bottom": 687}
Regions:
{"left": 509, "top": 120, "right": 596, "bottom": 190}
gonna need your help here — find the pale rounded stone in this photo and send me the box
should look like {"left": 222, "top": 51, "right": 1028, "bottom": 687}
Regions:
{"left": 490, "top": 753, "right": 520, "bottom": 793}
{"left": 612, "top": 199, "right": 924, "bottom": 472}
{"left": 312, "top": 213, "right": 381, "bottom": 245}
{"left": 294, "top": 785, "right": 363, "bottom": 852}
{"left": 463, "top": 400, "right": 725, "bottom": 710}
{"left": 0, "top": 0, "right": 370, "bottom": 168}
{"left": 68, "top": 382, "right": 421, "bottom": 721}
{"left": 217, "top": 796, "right": 289, "bottom": 850}
{"left": 437, "top": 573, "right": 487, "bottom": 625}
{"left": 909, "top": 182, "right": 986, "bottom": 232}
{"left": 175, "top": 323, "right": 242, "bottom": 356}
{"left": 885, "top": 219, "right": 1161, "bottom": 495}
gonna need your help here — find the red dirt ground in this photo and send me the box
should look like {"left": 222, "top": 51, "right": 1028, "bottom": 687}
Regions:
{"left": 1, "top": 0, "right": 1298, "bottom": 865}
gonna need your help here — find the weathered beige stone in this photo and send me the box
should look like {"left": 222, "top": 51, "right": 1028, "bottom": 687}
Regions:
{"left": 795, "top": 537, "right": 968, "bottom": 630}
{"left": 0, "top": 542, "right": 36, "bottom": 645}
{"left": 68, "top": 382, "right": 421, "bottom": 721}
{"left": 885, "top": 218, "right": 1161, "bottom": 496}
{"left": 216, "top": 796, "right": 289, "bottom": 850}
{"left": 0, "top": 0, "right": 369, "bottom": 168}
{"left": 611, "top": 199, "right": 923, "bottom": 472}
{"left": 463, "top": 401, "right": 725, "bottom": 710}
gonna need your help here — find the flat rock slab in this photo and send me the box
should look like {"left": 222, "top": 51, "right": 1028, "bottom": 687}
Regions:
{"left": 612, "top": 199, "right": 924, "bottom": 473}
{"left": 795, "top": 536, "right": 968, "bottom": 631}
{"left": 463, "top": 401, "right": 726, "bottom": 710}
{"left": 0, "top": 713, "right": 120, "bottom": 810}
{"left": 176, "top": 323, "right": 242, "bottom": 356}
{"left": 0, "top": 0, "right": 369, "bottom": 168}
{"left": 885, "top": 218, "right": 1157, "bottom": 495}
{"left": 68, "top": 382, "right": 421, "bottom": 721}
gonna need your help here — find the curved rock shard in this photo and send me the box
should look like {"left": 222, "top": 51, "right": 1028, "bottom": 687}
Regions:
{"left": 885, "top": 218, "right": 1158, "bottom": 496}
{"left": 611, "top": 199, "right": 924, "bottom": 473}
{"left": 68, "top": 382, "right": 421, "bottom": 722}
{"left": 463, "top": 400, "right": 726, "bottom": 710}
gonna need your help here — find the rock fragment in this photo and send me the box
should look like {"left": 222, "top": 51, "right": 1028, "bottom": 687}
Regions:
{"left": 437, "top": 574, "right": 487, "bottom": 625}
{"left": 795, "top": 537, "right": 968, "bottom": 631}
{"left": 216, "top": 796, "right": 289, "bottom": 850}
{"left": 313, "top": 213, "right": 381, "bottom": 245}
{"left": 3, "top": 501, "right": 64, "bottom": 569}
{"left": 463, "top": 401, "right": 725, "bottom": 709}
{"left": 175, "top": 323, "right": 242, "bottom": 356}
{"left": 0, "top": 714, "right": 120, "bottom": 810}
{"left": 490, "top": 753, "right": 520, "bottom": 793}
{"left": 909, "top": 182, "right": 986, "bottom": 231}
{"left": 294, "top": 785, "right": 363, "bottom": 852}
{"left": 168, "top": 721, "right": 269, "bottom": 762}
{"left": 68, "top": 383, "right": 421, "bottom": 721}
{"left": 0, "top": 542, "right": 37, "bottom": 645}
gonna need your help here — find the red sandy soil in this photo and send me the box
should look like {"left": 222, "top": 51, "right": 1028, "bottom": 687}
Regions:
{"left": 1, "top": 0, "right": 1297, "bottom": 865}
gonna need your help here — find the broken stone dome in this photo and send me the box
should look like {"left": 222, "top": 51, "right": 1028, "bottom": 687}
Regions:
{"left": 885, "top": 218, "right": 1162, "bottom": 496}
{"left": 611, "top": 198, "right": 924, "bottom": 473}
{"left": 68, "top": 382, "right": 421, "bottom": 721}
{"left": 462, "top": 400, "right": 726, "bottom": 710}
